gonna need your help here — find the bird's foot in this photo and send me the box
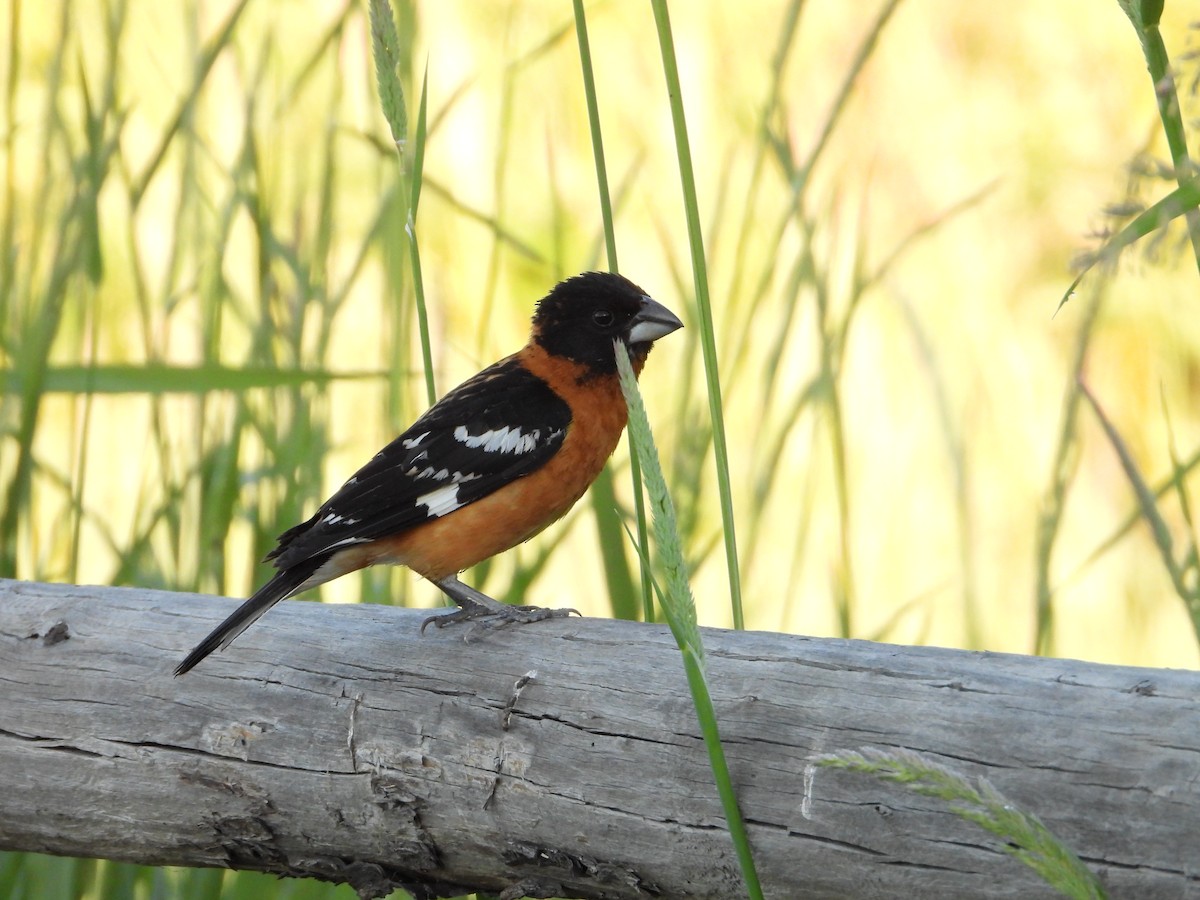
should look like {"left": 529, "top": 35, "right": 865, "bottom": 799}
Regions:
{"left": 419, "top": 600, "right": 578, "bottom": 637}
{"left": 421, "top": 577, "right": 578, "bottom": 638}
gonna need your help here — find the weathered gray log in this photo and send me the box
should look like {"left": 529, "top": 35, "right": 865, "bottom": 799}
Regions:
{"left": 1, "top": 578, "right": 1198, "bottom": 899}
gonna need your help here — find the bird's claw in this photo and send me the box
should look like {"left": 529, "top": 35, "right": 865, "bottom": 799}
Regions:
{"left": 420, "top": 603, "right": 579, "bottom": 639}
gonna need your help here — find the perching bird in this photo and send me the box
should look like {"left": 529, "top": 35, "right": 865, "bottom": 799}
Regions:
{"left": 175, "top": 271, "right": 683, "bottom": 675}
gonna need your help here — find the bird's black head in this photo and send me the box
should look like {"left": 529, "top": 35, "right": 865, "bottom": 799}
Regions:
{"left": 531, "top": 272, "right": 683, "bottom": 377}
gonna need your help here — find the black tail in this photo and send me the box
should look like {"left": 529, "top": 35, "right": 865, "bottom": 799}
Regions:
{"left": 174, "top": 554, "right": 329, "bottom": 676}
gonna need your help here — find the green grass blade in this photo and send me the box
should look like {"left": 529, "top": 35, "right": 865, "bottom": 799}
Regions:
{"left": 0, "top": 363, "right": 383, "bottom": 394}
{"left": 587, "top": 466, "right": 641, "bottom": 621}
{"left": 1059, "top": 176, "right": 1200, "bottom": 312}
{"left": 0, "top": 0, "right": 21, "bottom": 328}
{"left": 1078, "top": 380, "right": 1200, "bottom": 641}
{"left": 649, "top": 0, "right": 744, "bottom": 629}
{"left": 815, "top": 748, "right": 1106, "bottom": 899}
{"left": 410, "top": 63, "right": 429, "bottom": 219}
{"left": 1120, "top": 0, "right": 1200, "bottom": 276}
{"left": 407, "top": 62, "right": 435, "bottom": 405}
{"left": 615, "top": 341, "right": 763, "bottom": 900}
{"left": 369, "top": 0, "right": 434, "bottom": 406}
{"left": 129, "top": 0, "right": 250, "bottom": 206}
{"left": 571, "top": 0, "right": 650, "bottom": 620}
{"left": 571, "top": 0, "right": 617, "bottom": 272}
{"left": 1058, "top": 2, "right": 1200, "bottom": 314}
{"left": 1035, "top": 289, "right": 1103, "bottom": 656}
{"left": 1056, "top": 441, "right": 1200, "bottom": 592}
{"left": 798, "top": 0, "right": 904, "bottom": 180}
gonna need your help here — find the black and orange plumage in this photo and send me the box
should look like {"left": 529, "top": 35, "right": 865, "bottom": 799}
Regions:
{"left": 175, "top": 271, "right": 683, "bottom": 675}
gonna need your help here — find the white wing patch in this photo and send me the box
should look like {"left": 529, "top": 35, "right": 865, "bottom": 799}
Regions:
{"left": 402, "top": 465, "right": 483, "bottom": 484}
{"left": 416, "top": 483, "right": 463, "bottom": 518}
{"left": 454, "top": 424, "right": 543, "bottom": 454}
{"left": 414, "top": 467, "right": 452, "bottom": 481}
{"left": 402, "top": 431, "right": 430, "bottom": 449}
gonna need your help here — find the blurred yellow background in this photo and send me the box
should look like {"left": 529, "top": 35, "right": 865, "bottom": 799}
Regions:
{"left": 5, "top": 0, "right": 1200, "bottom": 669}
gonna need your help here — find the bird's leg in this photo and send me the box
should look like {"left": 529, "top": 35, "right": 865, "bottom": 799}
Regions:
{"left": 420, "top": 576, "right": 579, "bottom": 637}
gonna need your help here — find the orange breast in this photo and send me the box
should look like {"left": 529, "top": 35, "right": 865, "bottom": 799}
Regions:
{"left": 368, "top": 345, "right": 631, "bottom": 581}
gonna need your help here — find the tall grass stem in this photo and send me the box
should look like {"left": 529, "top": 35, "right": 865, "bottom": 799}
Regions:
{"left": 649, "top": 0, "right": 745, "bottom": 629}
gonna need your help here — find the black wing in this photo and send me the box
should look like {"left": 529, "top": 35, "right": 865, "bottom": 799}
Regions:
{"left": 267, "top": 354, "right": 571, "bottom": 570}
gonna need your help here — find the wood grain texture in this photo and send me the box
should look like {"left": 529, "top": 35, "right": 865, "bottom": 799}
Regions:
{"left": 1, "top": 577, "right": 1197, "bottom": 899}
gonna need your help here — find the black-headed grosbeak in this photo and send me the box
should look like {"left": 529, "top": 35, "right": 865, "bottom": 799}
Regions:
{"left": 175, "top": 271, "right": 683, "bottom": 675}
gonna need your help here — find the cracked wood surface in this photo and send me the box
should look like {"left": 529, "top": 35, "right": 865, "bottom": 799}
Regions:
{"left": 1, "top": 578, "right": 1198, "bottom": 899}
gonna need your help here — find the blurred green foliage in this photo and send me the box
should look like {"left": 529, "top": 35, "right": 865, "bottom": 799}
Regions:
{"left": 5, "top": 0, "right": 1200, "bottom": 896}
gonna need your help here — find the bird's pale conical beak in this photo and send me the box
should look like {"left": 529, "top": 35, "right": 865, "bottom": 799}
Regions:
{"left": 627, "top": 296, "right": 684, "bottom": 344}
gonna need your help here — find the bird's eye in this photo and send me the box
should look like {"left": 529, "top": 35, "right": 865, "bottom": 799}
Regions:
{"left": 592, "top": 309, "right": 616, "bottom": 328}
